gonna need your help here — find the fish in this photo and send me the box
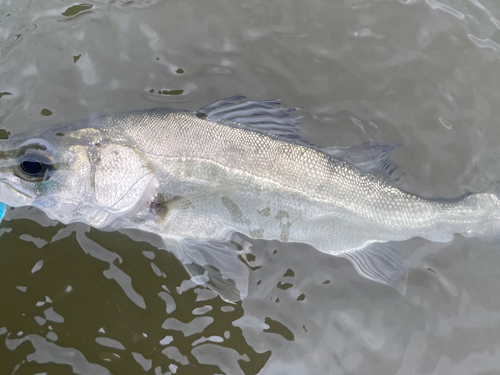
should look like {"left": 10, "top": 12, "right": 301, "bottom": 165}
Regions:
{"left": 0, "top": 96, "right": 498, "bottom": 301}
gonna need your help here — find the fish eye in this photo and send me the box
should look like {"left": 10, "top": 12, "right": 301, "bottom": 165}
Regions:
{"left": 15, "top": 153, "right": 54, "bottom": 181}
{"left": 20, "top": 159, "right": 45, "bottom": 176}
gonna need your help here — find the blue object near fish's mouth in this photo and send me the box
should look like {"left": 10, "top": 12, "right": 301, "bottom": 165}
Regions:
{"left": 0, "top": 202, "right": 5, "bottom": 223}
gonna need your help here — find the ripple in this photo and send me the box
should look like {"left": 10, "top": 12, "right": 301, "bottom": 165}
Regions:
{"left": 30, "top": 259, "right": 44, "bottom": 274}
{"left": 468, "top": 34, "right": 500, "bottom": 54}
{"left": 425, "top": 0, "right": 465, "bottom": 19}
{"left": 2, "top": 0, "right": 500, "bottom": 373}
{"left": 6, "top": 335, "right": 111, "bottom": 375}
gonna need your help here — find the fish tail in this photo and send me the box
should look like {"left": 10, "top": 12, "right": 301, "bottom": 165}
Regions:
{"left": 487, "top": 183, "right": 500, "bottom": 243}
{"left": 470, "top": 183, "right": 500, "bottom": 244}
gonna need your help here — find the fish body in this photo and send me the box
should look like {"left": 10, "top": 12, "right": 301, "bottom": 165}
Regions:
{"left": 0, "top": 97, "right": 498, "bottom": 300}
{"left": 109, "top": 109, "right": 493, "bottom": 246}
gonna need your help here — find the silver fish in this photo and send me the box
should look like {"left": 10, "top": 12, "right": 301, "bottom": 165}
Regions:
{"left": 0, "top": 96, "right": 498, "bottom": 301}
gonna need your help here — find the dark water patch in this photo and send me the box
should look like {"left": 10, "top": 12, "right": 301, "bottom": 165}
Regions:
{"left": 158, "top": 89, "right": 184, "bottom": 96}
{"left": 263, "top": 317, "right": 294, "bottom": 341}
{"left": 283, "top": 268, "right": 295, "bottom": 277}
{"left": 62, "top": 4, "right": 93, "bottom": 17}
{"left": 277, "top": 281, "right": 293, "bottom": 290}
{"left": 148, "top": 88, "right": 185, "bottom": 96}
{"left": 0, "top": 217, "right": 270, "bottom": 374}
{"left": 40, "top": 109, "right": 52, "bottom": 116}
{"left": 0, "top": 129, "right": 11, "bottom": 139}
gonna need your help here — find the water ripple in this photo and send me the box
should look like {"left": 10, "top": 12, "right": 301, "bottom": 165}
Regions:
{"left": 425, "top": 0, "right": 465, "bottom": 19}
{"left": 2, "top": 0, "right": 500, "bottom": 373}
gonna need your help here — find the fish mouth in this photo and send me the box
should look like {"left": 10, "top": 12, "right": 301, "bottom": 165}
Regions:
{"left": 0, "top": 177, "right": 36, "bottom": 207}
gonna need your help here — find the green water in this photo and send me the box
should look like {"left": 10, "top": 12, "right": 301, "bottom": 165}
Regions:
{"left": 1, "top": 217, "right": 272, "bottom": 374}
{"left": 2, "top": 0, "right": 500, "bottom": 373}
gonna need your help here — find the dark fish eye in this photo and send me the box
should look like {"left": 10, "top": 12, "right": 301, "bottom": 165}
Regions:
{"left": 20, "top": 159, "right": 45, "bottom": 176}
{"left": 15, "top": 154, "right": 54, "bottom": 181}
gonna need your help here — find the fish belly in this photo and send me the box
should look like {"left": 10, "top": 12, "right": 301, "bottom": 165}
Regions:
{"left": 151, "top": 157, "right": 426, "bottom": 254}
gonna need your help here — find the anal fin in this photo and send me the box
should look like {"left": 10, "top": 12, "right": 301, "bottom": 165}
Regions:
{"left": 341, "top": 241, "right": 410, "bottom": 295}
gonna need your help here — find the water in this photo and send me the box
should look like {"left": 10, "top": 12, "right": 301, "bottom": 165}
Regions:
{"left": 1, "top": 0, "right": 500, "bottom": 373}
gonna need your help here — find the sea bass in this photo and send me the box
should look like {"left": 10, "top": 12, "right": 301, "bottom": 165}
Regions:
{"left": 0, "top": 96, "right": 498, "bottom": 300}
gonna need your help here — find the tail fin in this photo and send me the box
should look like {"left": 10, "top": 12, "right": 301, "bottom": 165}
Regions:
{"left": 469, "top": 183, "right": 500, "bottom": 244}
{"left": 485, "top": 183, "right": 500, "bottom": 244}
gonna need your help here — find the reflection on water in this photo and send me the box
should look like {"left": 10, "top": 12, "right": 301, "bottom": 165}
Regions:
{"left": 1, "top": 0, "right": 500, "bottom": 373}
{"left": 0, "top": 216, "right": 270, "bottom": 374}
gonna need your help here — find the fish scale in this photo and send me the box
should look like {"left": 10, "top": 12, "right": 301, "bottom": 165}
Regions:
{"left": 0, "top": 97, "right": 498, "bottom": 301}
{"left": 114, "top": 110, "right": 454, "bottom": 231}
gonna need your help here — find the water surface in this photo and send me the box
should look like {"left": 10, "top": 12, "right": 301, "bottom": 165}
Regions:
{"left": 1, "top": 0, "right": 500, "bottom": 373}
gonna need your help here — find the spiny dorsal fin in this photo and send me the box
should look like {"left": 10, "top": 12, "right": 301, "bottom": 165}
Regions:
{"left": 197, "top": 96, "right": 303, "bottom": 141}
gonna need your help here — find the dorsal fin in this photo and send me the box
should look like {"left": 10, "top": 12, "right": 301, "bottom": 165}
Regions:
{"left": 321, "top": 141, "right": 406, "bottom": 187}
{"left": 197, "top": 96, "right": 303, "bottom": 141}
{"left": 197, "top": 97, "right": 405, "bottom": 187}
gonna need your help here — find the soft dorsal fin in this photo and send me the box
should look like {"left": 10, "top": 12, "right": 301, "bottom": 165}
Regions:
{"left": 197, "top": 96, "right": 405, "bottom": 187}
{"left": 321, "top": 141, "right": 406, "bottom": 187}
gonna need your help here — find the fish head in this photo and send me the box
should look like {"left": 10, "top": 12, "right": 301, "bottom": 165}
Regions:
{"left": 0, "top": 124, "right": 155, "bottom": 228}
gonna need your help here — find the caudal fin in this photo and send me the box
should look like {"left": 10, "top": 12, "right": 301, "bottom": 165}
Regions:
{"left": 483, "top": 183, "right": 500, "bottom": 244}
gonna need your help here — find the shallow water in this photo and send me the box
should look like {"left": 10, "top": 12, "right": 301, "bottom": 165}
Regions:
{"left": 1, "top": 0, "right": 500, "bottom": 374}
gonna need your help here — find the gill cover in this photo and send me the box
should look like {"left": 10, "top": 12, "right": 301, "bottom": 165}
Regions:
{"left": 91, "top": 143, "right": 154, "bottom": 213}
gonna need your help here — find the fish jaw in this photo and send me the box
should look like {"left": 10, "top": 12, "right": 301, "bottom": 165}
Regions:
{"left": 0, "top": 175, "right": 36, "bottom": 207}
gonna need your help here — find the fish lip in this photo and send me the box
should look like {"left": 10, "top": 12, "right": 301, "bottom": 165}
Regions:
{"left": 0, "top": 177, "right": 36, "bottom": 200}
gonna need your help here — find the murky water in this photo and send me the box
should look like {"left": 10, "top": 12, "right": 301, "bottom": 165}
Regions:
{"left": 1, "top": 0, "right": 500, "bottom": 374}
